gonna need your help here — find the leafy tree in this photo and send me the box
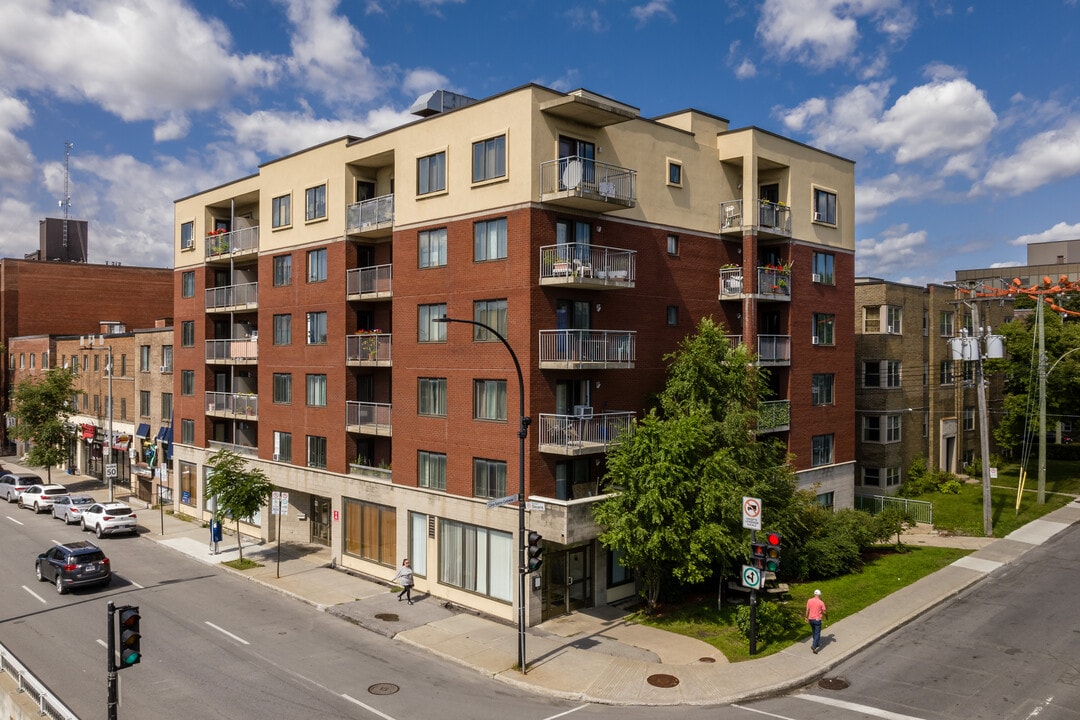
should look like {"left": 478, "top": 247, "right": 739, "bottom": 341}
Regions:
{"left": 592, "top": 317, "right": 811, "bottom": 613}
{"left": 10, "top": 367, "right": 77, "bottom": 483}
{"left": 204, "top": 449, "right": 273, "bottom": 561}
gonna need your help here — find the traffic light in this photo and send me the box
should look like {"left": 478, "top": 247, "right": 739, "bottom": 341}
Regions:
{"left": 763, "top": 532, "right": 781, "bottom": 572}
{"left": 526, "top": 531, "right": 543, "bottom": 572}
{"left": 117, "top": 605, "right": 142, "bottom": 669}
{"left": 749, "top": 542, "right": 768, "bottom": 570}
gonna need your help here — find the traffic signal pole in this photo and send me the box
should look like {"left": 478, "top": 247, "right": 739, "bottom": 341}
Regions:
{"left": 748, "top": 531, "right": 758, "bottom": 656}
{"left": 107, "top": 601, "right": 118, "bottom": 720}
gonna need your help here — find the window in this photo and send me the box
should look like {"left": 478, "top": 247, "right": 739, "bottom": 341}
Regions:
{"left": 120, "top": 397, "right": 127, "bottom": 420}
{"left": 923, "top": 310, "right": 929, "bottom": 336}
{"left": 667, "top": 305, "right": 678, "bottom": 326}
{"left": 885, "top": 360, "right": 901, "bottom": 388}
{"left": 811, "top": 251, "right": 835, "bottom": 284}
{"left": 139, "top": 391, "right": 150, "bottom": 417}
{"left": 418, "top": 151, "right": 446, "bottom": 194}
{"left": 161, "top": 392, "right": 173, "bottom": 419}
{"left": 181, "top": 370, "right": 194, "bottom": 396}
{"left": 472, "top": 135, "right": 506, "bottom": 183}
{"left": 418, "top": 451, "right": 446, "bottom": 490}
{"left": 667, "top": 160, "right": 682, "bottom": 186}
{"left": 273, "top": 373, "right": 292, "bottom": 404}
{"left": 418, "top": 304, "right": 447, "bottom": 343}
{"left": 939, "top": 311, "right": 954, "bottom": 337}
{"left": 885, "top": 467, "right": 901, "bottom": 486}
{"left": 473, "top": 299, "right": 507, "bottom": 340}
{"left": 306, "top": 312, "right": 327, "bottom": 345}
{"left": 963, "top": 407, "right": 975, "bottom": 431}
{"left": 306, "top": 374, "right": 327, "bottom": 407}
{"left": 812, "top": 374, "right": 834, "bottom": 406}
{"left": 307, "top": 248, "right": 327, "bottom": 282}
{"left": 474, "top": 379, "right": 506, "bottom": 421}
{"left": 29, "top": 353, "right": 34, "bottom": 369}
{"left": 181, "top": 321, "right": 195, "bottom": 347}
{"left": 140, "top": 345, "right": 150, "bottom": 372}
{"left": 272, "top": 194, "right": 291, "bottom": 228}
{"left": 305, "top": 184, "right": 326, "bottom": 221}
{"left": 861, "top": 467, "right": 881, "bottom": 487}
{"left": 306, "top": 436, "right": 327, "bottom": 468}
{"left": 666, "top": 234, "right": 679, "bottom": 255}
{"left": 886, "top": 414, "right": 901, "bottom": 442}
{"left": 180, "top": 418, "right": 194, "bottom": 445}
{"left": 181, "top": 271, "right": 195, "bottom": 298}
{"left": 863, "top": 415, "right": 901, "bottom": 443}
{"left": 274, "top": 314, "right": 292, "bottom": 345}
{"left": 813, "top": 313, "right": 835, "bottom": 345}
{"left": 473, "top": 458, "right": 507, "bottom": 498}
{"left": 162, "top": 346, "right": 173, "bottom": 372}
{"left": 343, "top": 499, "right": 397, "bottom": 566}
{"left": 180, "top": 221, "right": 194, "bottom": 250}
{"left": 811, "top": 434, "right": 834, "bottom": 466}
{"left": 409, "top": 512, "right": 428, "bottom": 577}
{"left": 418, "top": 228, "right": 447, "bottom": 268}
{"left": 474, "top": 217, "right": 507, "bottom": 261}
{"left": 887, "top": 306, "right": 902, "bottom": 334}
{"left": 179, "top": 462, "right": 196, "bottom": 506}
{"left": 813, "top": 188, "right": 837, "bottom": 224}
{"left": 939, "top": 360, "right": 955, "bottom": 385}
{"left": 864, "top": 306, "right": 880, "bottom": 333}
{"left": 863, "top": 416, "right": 881, "bottom": 442}
{"left": 273, "top": 255, "right": 292, "bottom": 286}
{"left": 863, "top": 361, "right": 881, "bottom": 387}
{"left": 273, "top": 431, "right": 292, "bottom": 462}
{"left": 608, "top": 547, "right": 634, "bottom": 587}
{"left": 418, "top": 378, "right": 447, "bottom": 417}
{"left": 41, "top": 352, "right": 48, "bottom": 369}
{"left": 439, "top": 519, "right": 513, "bottom": 602}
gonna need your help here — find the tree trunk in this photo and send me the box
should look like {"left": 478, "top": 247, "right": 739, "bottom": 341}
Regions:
{"left": 235, "top": 519, "right": 243, "bottom": 561}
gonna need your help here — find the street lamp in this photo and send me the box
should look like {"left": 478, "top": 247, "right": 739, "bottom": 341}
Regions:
{"left": 434, "top": 316, "right": 532, "bottom": 673}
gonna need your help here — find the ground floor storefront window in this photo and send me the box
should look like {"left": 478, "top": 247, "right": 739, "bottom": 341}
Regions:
{"left": 342, "top": 498, "right": 395, "bottom": 565}
{"left": 439, "top": 519, "right": 512, "bottom": 602}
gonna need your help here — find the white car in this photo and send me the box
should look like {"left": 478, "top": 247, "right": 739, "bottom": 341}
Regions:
{"left": 18, "top": 484, "right": 69, "bottom": 513}
{"left": 52, "top": 494, "right": 95, "bottom": 524}
{"left": 81, "top": 502, "right": 138, "bottom": 538}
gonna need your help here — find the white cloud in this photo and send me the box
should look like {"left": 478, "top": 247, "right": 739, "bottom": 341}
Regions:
{"left": 735, "top": 59, "right": 757, "bottom": 79}
{"left": 402, "top": 69, "right": 452, "bottom": 99}
{"left": 0, "top": 92, "right": 35, "bottom": 184}
{"left": 223, "top": 107, "right": 413, "bottom": 157}
{"left": 0, "top": 196, "right": 38, "bottom": 259}
{"left": 855, "top": 172, "right": 943, "bottom": 222}
{"left": 1011, "top": 222, "right": 1080, "bottom": 246}
{"left": 566, "top": 7, "right": 607, "bottom": 32}
{"left": 855, "top": 224, "right": 928, "bottom": 277}
{"left": 154, "top": 114, "right": 192, "bottom": 143}
{"left": 631, "top": 0, "right": 676, "bottom": 24}
{"left": 979, "top": 118, "right": 1080, "bottom": 196}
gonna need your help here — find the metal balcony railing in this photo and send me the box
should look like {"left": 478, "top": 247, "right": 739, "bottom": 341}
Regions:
{"left": 720, "top": 200, "right": 792, "bottom": 236}
{"left": 205, "top": 391, "right": 258, "bottom": 419}
{"left": 538, "top": 329, "right": 635, "bottom": 368}
{"left": 346, "top": 194, "right": 394, "bottom": 232}
{"left": 539, "top": 156, "right": 636, "bottom": 206}
{"left": 205, "top": 226, "right": 259, "bottom": 258}
{"left": 537, "top": 412, "right": 636, "bottom": 454}
{"left": 346, "top": 333, "right": 392, "bottom": 364}
{"left": 207, "top": 440, "right": 258, "bottom": 457}
{"left": 205, "top": 338, "right": 258, "bottom": 363}
{"left": 346, "top": 401, "right": 392, "bottom": 436}
{"left": 205, "top": 282, "right": 258, "bottom": 311}
{"left": 346, "top": 264, "right": 393, "bottom": 298}
{"left": 539, "top": 243, "right": 636, "bottom": 284}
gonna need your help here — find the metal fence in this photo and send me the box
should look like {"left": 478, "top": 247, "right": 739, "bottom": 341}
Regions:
{"left": 855, "top": 494, "right": 934, "bottom": 524}
{"left": 0, "top": 641, "right": 79, "bottom": 719}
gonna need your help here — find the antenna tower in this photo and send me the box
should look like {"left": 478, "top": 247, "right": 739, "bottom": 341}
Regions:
{"left": 60, "top": 141, "right": 74, "bottom": 250}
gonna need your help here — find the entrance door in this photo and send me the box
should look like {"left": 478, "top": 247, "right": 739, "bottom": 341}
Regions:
{"left": 541, "top": 545, "right": 593, "bottom": 620}
{"left": 310, "top": 496, "right": 331, "bottom": 546}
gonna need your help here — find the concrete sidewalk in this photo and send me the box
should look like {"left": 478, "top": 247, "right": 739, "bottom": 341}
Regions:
{"left": 15, "top": 461, "right": 1080, "bottom": 706}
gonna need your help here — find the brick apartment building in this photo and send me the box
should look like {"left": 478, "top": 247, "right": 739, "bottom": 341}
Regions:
{"left": 173, "top": 84, "right": 856, "bottom": 624}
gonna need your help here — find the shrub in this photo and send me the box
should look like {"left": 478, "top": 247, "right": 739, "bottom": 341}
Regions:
{"left": 801, "top": 533, "right": 862, "bottom": 578}
{"left": 734, "top": 599, "right": 802, "bottom": 646}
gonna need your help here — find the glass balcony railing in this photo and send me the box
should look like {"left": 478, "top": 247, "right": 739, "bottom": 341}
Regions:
{"left": 346, "top": 194, "right": 394, "bottom": 235}
{"left": 346, "top": 264, "right": 392, "bottom": 299}
{"left": 538, "top": 329, "right": 635, "bottom": 368}
{"left": 346, "top": 333, "right": 392, "bottom": 364}
{"left": 346, "top": 401, "right": 392, "bottom": 436}
{"left": 205, "top": 226, "right": 259, "bottom": 259}
{"left": 205, "top": 282, "right": 258, "bottom": 311}
{"left": 205, "top": 391, "right": 258, "bottom": 419}
{"left": 537, "top": 411, "right": 635, "bottom": 455}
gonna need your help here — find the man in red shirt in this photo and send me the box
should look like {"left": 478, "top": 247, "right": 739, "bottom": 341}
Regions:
{"left": 805, "top": 589, "right": 827, "bottom": 654}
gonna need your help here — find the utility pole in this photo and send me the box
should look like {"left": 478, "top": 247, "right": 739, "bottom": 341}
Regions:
{"left": 1037, "top": 299, "right": 1048, "bottom": 504}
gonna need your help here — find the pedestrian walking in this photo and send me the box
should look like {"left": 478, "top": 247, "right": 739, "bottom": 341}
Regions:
{"left": 392, "top": 559, "right": 415, "bottom": 604}
{"left": 805, "top": 589, "right": 827, "bottom": 653}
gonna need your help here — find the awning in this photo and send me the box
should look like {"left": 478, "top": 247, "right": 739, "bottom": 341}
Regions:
{"left": 156, "top": 427, "right": 173, "bottom": 443}
{"left": 80, "top": 424, "right": 96, "bottom": 440}
{"left": 135, "top": 423, "right": 150, "bottom": 438}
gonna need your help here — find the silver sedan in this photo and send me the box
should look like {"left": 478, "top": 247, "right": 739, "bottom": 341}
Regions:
{"left": 51, "top": 494, "right": 95, "bottom": 524}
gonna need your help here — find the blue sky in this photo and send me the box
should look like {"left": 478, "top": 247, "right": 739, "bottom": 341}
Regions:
{"left": 1, "top": 0, "right": 1079, "bottom": 285}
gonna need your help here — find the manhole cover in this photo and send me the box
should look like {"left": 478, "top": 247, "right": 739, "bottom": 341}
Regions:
{"left": 368, "top": 683, "right": 400, "bottom": 696}
{"left": 374, "top": 613, "right": 399, "bottom": 622}
{"left": 818, "top": 677, "right": 850, "bottom": 691}
{"left": 647, "top": 674, "right": 680, "bottom": 688}
{"left": 699, "top": 657, "right": 716, "bottom": 663}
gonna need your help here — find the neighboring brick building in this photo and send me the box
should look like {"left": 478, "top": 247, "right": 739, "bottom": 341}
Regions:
{"left": 173, "top": 84, "right": 856, "bottom": 624}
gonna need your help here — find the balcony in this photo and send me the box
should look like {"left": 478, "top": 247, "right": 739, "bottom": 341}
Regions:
{"left": 756, "top": 335, "right": 791, "bottom": 366}
{"left": 539, "top": 243, "right": 635, "bottom": 289}
{"left": 206, "top": 338, "right": 258, "bottom": 364}
{"left": 758, "top": 400, "right": 790, "bottom": 433}
{"left": 206, "top": 391, "right": 258, "bottom": 421}
{"left": 346, "top": 333, "right": 392, "bottom": 366}
{"left": 538, "top": 330, "right": 635, "bottom": 369}
{"left": 206, "top": 282, "right": 258, "bottom": 313}
{"left": 537, "top": 411, "right": 635, "bottom": 456}
{"left": 346, "top": 265, "right": 392, "bottom": 301}
{"left": 719, "top": 200, "right": 792, "bottom": 239}
{"left": 346, "top": 401, "right": 392, "bottom": 436}
{"left": 345, "top": 194, "right": 394, "bottom": 241}
{"left": 348, "top": 463, "right": 393, "bottom": 483}
{"left": 205, "top": 226, "right": 259, "bottom": 262}
{"left": 539, "top": 156, "right": 636, "bottom": 212}
{"left": 207, "top": 440, "right": 258, "bottom": 457}
{"left": 718, "top": 267, "right": 791, "bottom": 302}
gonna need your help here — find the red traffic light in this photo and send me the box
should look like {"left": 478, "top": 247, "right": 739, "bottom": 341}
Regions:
{"left": 765, "top": 532, "right": 781, "bottom": 547}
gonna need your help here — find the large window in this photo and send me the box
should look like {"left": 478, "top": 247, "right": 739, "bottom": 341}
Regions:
{"left": 418, "top": 451, "right": 446, "bottom": 490}
{"left": 813, "top": 188, "right": 837, "bottom": 224}
{"left": 272, "top": 194, "right": 291, "bottom": 228}
{"left": 274, "top": 314, "right": 292, "bottom": 345}
{"left": 306, "top": 435, "right": 327, "bottom": 468}
{"left": 887, "top": 306, "right": 902, "bottom": 334}
{"left": 439, "top": 519, "right": 513, "bottom": 602}
{"left": 305, "top": 183, "right": 326, "bottom": 221}
{"left": 813, "top": 313, "right": 835, "bottom": 346}
{"left": 306, "top": 311, "right": 327, "bottom": 345}
{"left": 472, "top": 135, "right": 506, "bottom": 183}
{"left": 939, "top": 360, "right": 955, "bottom": 385}
{"left": 307, "top": 248, "right": 327, "bottom": 282}
{"left": 161, "top": 392, "right": 173, "bottom": 419}
{"left": 273, "top": 431, "right": 292, "bottom": 462}
{"left": 473, "top": 299, "right": 507, "bottom": 340}
{"left": 273, "top": 373, "right": 292, "bottom": 404}
{"left": 181, "top": 321, "right": 195, "bottom": 347}
{"left": 418, "top": 151, "right": 446, "bottom": 195}
{"left": 273, "top": 255, "right": 292, "bottom": 286}
{"left": 179, "top": 461, "right": 196, "bottom": 506}
{"left": 180, "top": 370, "right": 194, "bottom": 396}
{"left": 473, "top": 458, "right": 507, "bottom": 499}
{"left": 139, "top": 345, "right": 150, "bottom": 372}
{"left": 418, "top": 228, "right": 447, "bottom": 268}
{"left": 418, "top": 304, "right": 447, "bottom": 343}
{"left": 939, "top": 311, "right": 954, "bottom": 337}
{"left": 474, "top": 218, "right": 508, "bottom": 261}
{"left": 306, "top": 374, "right": 327, "bottom": 407}
{"left": 139, "top": 391, "right": 150, "bottom": 417}
{"left": 418, "top": 378, "right": 447, "bottom": 417}
{"left": 180, "top": 221, "right": 194, "bottom": 250}
{"left": 181, "top": 271, "right": 195, "bottom": 298}
{"left": 963, "top": 406, "right": 975, "bottom": 430}
{"left": 811, "top": 374, "right": 834, "bottom": 406}
{"left": 811, "top": 434, "right": 834, "bottom": 466}
{"left": 180, "top": 418, "right": 194, "bottom": 445}
{"left": 474, "top": 379, "right": 507, "bottom": 421}
{"left": 863, "top": 306, "right": 880, "bottom": 333}
{"left": 343, "top": 499, "right": 397, "bottom": 566}
{"left": 811, "top": 251, "right": 835, "bottom": 285}
{"left": 863, "top": 415, "right": 901, "bottom": 443}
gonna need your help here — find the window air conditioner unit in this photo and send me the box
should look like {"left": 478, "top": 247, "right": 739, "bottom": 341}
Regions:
{"left": 272, "top": 453, "right": 280, "bottom": 461}
{"left": 160, "top": 365, "right": 169, "bottom": 373}
{"left": 814, "top": 212, "right": 823, "bottom": 221}
{"left": 573, "top": 405, "right": 594, "bottom": 418}
{"left": 812, "top": 336, "right": 821, "bottom": 345}
{"left": 812, "top": 273, "right": 822, "bottom": 283}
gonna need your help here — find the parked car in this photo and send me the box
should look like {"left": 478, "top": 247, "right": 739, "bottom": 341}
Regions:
{"left": 81, "top": 502, "right": 138, "bottom": 538}
{"left": 18, "top": 484, "right": 69, "bottom": 512}
{"left": 52, "top": 494, "right": 95, "bottom": 524}
{"left": 35, "top": 540, "right": 111, "bottom": 594}
{"left": 0, "top": 472, "right": 42, "bottom": 502}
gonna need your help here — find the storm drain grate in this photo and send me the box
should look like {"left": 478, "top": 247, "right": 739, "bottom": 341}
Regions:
{"left": 818, "top": 676, "right": 850, "bottom": 691}
{"left": 368, "top": 683, "right": 400, "bottom": 696}
{"left": 646, "top": 674, "right": 680, "bottom": 688}
{"left": 374, "top": 613, "right": 399, "bottom": 622}
{"left": 698, "top": 657, "right": 716, "bottom": 663}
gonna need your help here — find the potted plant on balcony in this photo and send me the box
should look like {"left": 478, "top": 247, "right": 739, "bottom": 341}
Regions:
{"left": 357, "top": 329, "right": 382, "bottom": 360}
{"left": 207, "top": 228, "right": 228, "bottom": 255}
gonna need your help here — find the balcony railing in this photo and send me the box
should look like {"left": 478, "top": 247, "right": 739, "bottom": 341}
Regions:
{"left": 539, "top": 243, "right": 636, "bottom": 288}
{"left": 206, "top": 282, "right": 258, "bottom": 312}
{"left": 718, "top": 267, "right": 790, "bottom": 300}
{"left": 756, "top": 335, "right": 791, "bottom": 365}
{"left": 348, "top": 463, "right": 393, "bottom": 482}
{"left": 539, "top": 156, "right": 636, "bottom": 210}
{"left": 207, "top": 440, "right": 258, "bottom": 457}
{"left": 723, "top": 334, "right": 743, "bottom": 349}
{"left": 205, "top": 338, "right": 258, "bottom": 363}
{"left": 206, "top": 391, "right": 258, "bottom": 420}
{"left": 758, "top": 400, "right": 790, "bottom": 433}
{"left": 346, "top": 264, "right": 393, "bottom": 300}
{"left": 538, "top": 329, "right": 635, "bottom": 369}
{"left": 346, "top": 401, "right": 392, "bottom": 436}
{"left": 345, "top": 194, "right": 394, "bottom": 238}
{"left": 346, "top": 333, "right": 392, "bottom": 365}
{"left": 720, "top": 200, "right": 792, "bottom": 237}
{"left": 537, "top": 411, "right": 636, "bottom": 455}
{"left": 205, "top": 226, "right": 259, "bottom": 259}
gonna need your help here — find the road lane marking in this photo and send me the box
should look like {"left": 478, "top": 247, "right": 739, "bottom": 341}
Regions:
{"left": 128, "top": 580, "right": 144, "bottom": 589}
{"left": 731, "top": 705, "right": 800, "bottom": 719}
{"left": 798, "top": 693, "right": 929, "bottom": 719}
{"left": 342, "top": 694, "right": 398, "bottom": 719}
{"left": 204, "top": 621, "right": 250, "bottom": 645}
{"left": 542, "top": 706, "right": 589, "bottom": 719}
{"left": 97, "top": 639, "right": 107, "bottom": 649}
{"left": 7, "top": 516, "right": 24, "bottom": 525}
{"left": 21, "top": 586, "right": 47, "bottom": 604}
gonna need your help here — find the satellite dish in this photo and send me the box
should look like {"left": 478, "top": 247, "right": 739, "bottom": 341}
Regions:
{"left": 561, "top": 160, "right": 583, "bottom": 190}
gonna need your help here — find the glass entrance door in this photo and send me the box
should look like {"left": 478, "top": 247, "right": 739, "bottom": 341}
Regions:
{"left": 310, "top": 496, "right": 331, "bottom": 546}
{"left": 541, "top": 545, "right": 593, "bottom": 620}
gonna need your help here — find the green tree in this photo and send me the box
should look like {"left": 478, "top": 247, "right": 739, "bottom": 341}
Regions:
{"left": 10, "top": 367, "right": 77, "bottom": 483}
{"left": 592, "top": 317, "right": 809, "bottom": 613}
{"left": 204, "top": 449, "right": 273, "bottom": 561}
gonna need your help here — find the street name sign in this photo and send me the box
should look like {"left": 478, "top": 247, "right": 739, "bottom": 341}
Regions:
{"left": 486, "top": 494, "right": 518, "bottom": 509}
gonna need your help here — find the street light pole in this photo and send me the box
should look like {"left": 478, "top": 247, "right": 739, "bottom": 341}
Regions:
{"left": 434, "top": 316, "right": 531, "bottom": 673}
{"left": 106, "top": 343, "right": 115, "bottom": 503}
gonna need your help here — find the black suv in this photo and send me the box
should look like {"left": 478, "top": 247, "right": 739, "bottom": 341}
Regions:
{"left": 35, "top": 541, "right": 112, "bottom": 594}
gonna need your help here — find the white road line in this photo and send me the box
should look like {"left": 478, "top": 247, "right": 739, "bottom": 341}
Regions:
{"left": 204, "top": 621, "right": 250, "bottom": 645}
{"left": 542, "top": 705, "right": 589, "bottom": 720}
{"left": 96, "top": 639, "right": 107, "bottom": 649}
{"left": 7, "top": 516, "right": 24, "bottom": 525}
{"left": 21, "top": 586, "right": 47, "bottom": 604}
{"left": 341, "top": 694, "right": 398, "bottom": 719}
{"left": 128, "top": 580, "right": 144, "bottom": 589}
{"left": 731, "top": 704, "right": 800, "bottom": 719}
{"left": 798, "top": 693, "right": 930, "bottom": 719}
